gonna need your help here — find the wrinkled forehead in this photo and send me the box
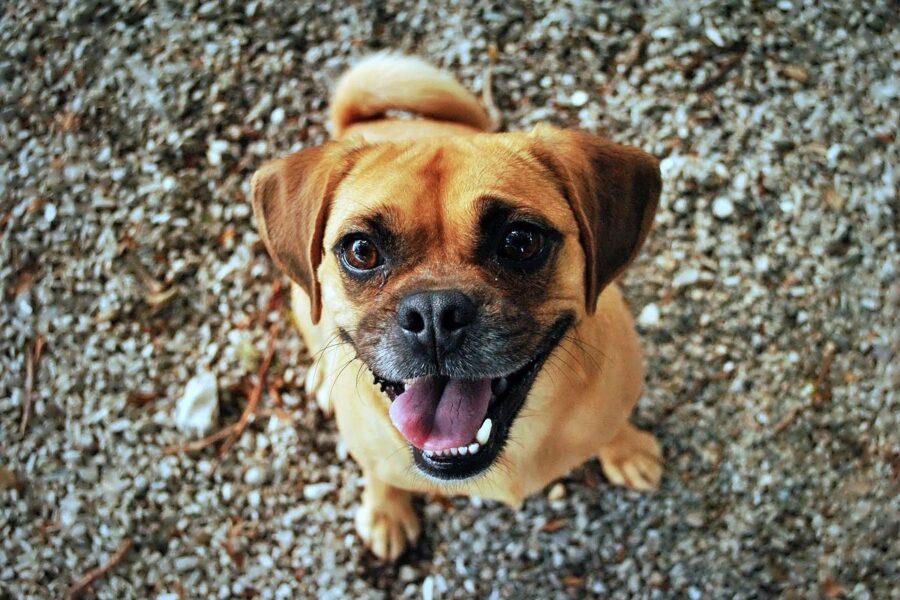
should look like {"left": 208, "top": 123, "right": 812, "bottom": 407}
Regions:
{"left": 324, "top": 136, "right": 575, "bottom": 245}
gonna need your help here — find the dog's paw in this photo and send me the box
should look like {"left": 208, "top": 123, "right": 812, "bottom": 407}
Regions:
{"left": 598, "top": 424, "right": 663, "bottom": 492}
{"left": 355, "top": 493, "right": 421, "bottom": 561}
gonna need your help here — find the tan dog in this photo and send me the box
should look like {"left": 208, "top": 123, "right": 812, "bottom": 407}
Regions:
{"left": 251, "top": 54, "right": 663, "bottom": 560}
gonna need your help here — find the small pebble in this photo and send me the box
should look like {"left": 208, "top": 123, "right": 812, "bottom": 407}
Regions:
{"left": 547, "top": 483, "right": 566, "bottom": 502}
{"left": 303, "top": 482, "right": 335, "bottom": 500}
{"left": 569, "top": 90, "right": 589, "bottom": 107}
{"left": 672, "top": 269, "right": 701, "bottom": 288}
{"left": 638, "top": 303, "right": 661, "bottom": 327}
{"left": 174, "top": 371, "right": 219, "bottom": 436}
{"left": 244, "top": 466, "right": 267, "bottom": 486}
{"left": 712, "top": 197, "right": 734, "bottom": 219}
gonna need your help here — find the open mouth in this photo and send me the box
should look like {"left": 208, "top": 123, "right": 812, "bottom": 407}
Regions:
{"left": 372, "top": 316, "right": 572, "bottom": 481}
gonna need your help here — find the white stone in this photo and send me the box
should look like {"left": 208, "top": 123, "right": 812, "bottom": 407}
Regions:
{"left": 270, "top": 107, "right": 285, "bottom": 125}
{"left": 59, "top": 494, "right": 81, "bottom": 528}
{"left": 712, "top": 197, "right": 734, "bottom": 219}
{"left": 303, "top": 482, "right": 335, "bottom": 500}
{"left": 243, "top": 466, "right": 266, "bottom": 486}
{"left": 422, "top": 576, "right": 435, "bottom": 600}
{"left": 174, "top": 371, "right": 219, "bottom": 436}
{"left": 705, "top": 27, "right": 726, "bottom": 47}
{"left": 206, "top": 139, "right": 229, "bottom": 167}
{"left": 673, "top": 269, "right": 700, "bottom": 288}
{"left": 569, "top": 90, "right": 589, "bottom": 107}
{"left": 638, "top": 303, "right": 661, "bottom": 327}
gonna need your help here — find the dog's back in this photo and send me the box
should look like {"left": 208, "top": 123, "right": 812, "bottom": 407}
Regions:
{"left": 330, "top": 53, "right": 492, "bottom": 142}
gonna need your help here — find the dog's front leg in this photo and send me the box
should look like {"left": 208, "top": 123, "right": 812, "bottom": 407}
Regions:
{"left": 354, "top": 474, "right": 421, "bottom": 561}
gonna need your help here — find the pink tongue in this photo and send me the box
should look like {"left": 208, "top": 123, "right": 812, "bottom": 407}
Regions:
{"left": 388, "top": 377, "right": 492, "bottom": 451}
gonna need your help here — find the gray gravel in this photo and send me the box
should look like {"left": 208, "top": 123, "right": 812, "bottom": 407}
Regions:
{"left": 1, "top": 1, "right": 898, "bottom": 598}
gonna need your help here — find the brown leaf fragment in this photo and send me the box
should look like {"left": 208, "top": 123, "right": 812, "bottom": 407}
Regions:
{"left": 782, "top": 65, "right": 809, "bottom": 83}
{"left": 13, "top": 268, "right": 37, "bottom": 298}
{"left": 218, "top": 227, "right": 237, "bottom": 246}
{"left": 27, "top": 197, "right": 48, "bottom": 213}
{"left": 146, "top": 286, "right": 179, "bottom": 310}
{"left": 563, "top": 575, "right": 585, "bottom": 588}
{"left": 487, "top": 43, "right": 499, "bottom": 63}
{"left": 0, "top": 467, "right": 21, "bottom": 491}
{"left": 542, "top": 519, "right": 567, "bottom": 533}
{"left": 221, "top": 540, "right": 245, "bottom": 569}
{"left": 823, "top": 187, "right": 845, "bottom": 211}
{"left": 127, "top": 390, "right": 161, "bottom": 407}
{"left": 60, "top": 111, "right": 80, "bottom": 131}
{"left": 821, "top": 578, "right": 847, "bottom": 598}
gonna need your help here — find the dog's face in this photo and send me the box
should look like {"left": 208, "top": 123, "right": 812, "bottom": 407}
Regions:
{"left": 252, "top": 126, "right": 660, "bottom": 481}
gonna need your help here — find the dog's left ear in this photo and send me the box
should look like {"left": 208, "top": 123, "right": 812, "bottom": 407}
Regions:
{"left": 251, "top": 143, "right": 364, "bottom": 324}
{"left": 530, "top": 126, "right": 661, "bottom": 313}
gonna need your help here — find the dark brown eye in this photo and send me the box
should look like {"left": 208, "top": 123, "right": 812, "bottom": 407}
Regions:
{"left": 343, "top": 236, "right": 382, "bottom": 271}
{"left": 498, "top": 225, "right": 545, "bottom": 263}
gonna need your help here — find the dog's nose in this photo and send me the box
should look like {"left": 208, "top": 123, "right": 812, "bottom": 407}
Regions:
{"left": 397, "top": 290, "right": 476, "bottom": 358}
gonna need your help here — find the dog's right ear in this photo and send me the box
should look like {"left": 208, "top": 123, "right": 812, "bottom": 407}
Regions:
{"left": 251, "top": 144, "right": 364, "bottom": 324}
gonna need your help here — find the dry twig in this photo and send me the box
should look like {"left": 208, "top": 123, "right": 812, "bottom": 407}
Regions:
{"left": 617, "top": 32, "right": 650, "bottom": 77}
{"left": 162, "top": 422, "right": 239, "bottom": 455}
{"left": 64, "top": 538, "right": 133, "bottom": 600}
{"left": 208, "top": 323, "right": 280, "bottom": 475}
{"left": 163, "top": 408, "right": 291, "bottom": 456}
{"left": 19, "top": 335, "right": 46, "bottom": 435}
{"left": 774, "top": 342, "right": 838, "bottom": 433}
{"left": 696, "top": 51, "right": 745, "bottom": 92}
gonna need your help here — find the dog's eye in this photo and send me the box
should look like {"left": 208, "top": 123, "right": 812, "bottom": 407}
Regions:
{"left": 498, "top": 224, "right": 545, "bottom": 263}
{"left": 342, "top": 235, "right": 382, "bottom": 271}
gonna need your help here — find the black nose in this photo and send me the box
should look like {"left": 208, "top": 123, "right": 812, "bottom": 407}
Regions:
{"left": 397, "top": 290, "right": 477, "bottom": 359}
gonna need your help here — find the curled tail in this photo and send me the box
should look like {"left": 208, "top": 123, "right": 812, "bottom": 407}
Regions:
{"left": 330, "top": 53, "right": 492, "bottom": 137}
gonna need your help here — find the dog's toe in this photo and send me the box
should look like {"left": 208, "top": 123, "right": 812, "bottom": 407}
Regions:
{"left": 355, "top": 496, "right": 420, "bottom": 561}
{"left": 598, "top": 424, "right": 663, "bottom": 492}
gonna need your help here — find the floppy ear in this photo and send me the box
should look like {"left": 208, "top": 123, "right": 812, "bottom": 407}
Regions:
{"left": 530, "top": 126, "right": 661, "bottom": 313}
{"left": 251, "top": 143, "right": 364, "bottom": 324}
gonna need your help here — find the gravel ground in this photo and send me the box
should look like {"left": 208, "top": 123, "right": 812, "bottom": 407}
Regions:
{"left": 1, "top": 1, "right": 897, "bottom": 598}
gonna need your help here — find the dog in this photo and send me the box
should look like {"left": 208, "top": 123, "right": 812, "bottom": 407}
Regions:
{"left": 251, "top": 54, "right": 663, "bottom": 560}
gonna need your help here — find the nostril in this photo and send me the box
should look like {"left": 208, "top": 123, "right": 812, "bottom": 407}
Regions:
{"left": 440, "top": 308, "right": 467, "bottom": 332}
{"left": 438, "top": 299, "right": 476, "bottom": 333}
{"left": 400, "top": 309, "right": 425, "bottom": 334}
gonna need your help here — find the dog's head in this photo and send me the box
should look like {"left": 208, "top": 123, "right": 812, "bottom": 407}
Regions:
{"left": 252, "top": 125, "right": 660, "bottom": 480}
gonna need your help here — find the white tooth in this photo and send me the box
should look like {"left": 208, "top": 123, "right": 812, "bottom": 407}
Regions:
{"left": 476, "top": 419, "right": 492, "bottom": 445}
{"left": 468, "top": 442, "right": 479, "bottom": 454}
{"left": 424, "top": 450, "right": 433, "bottom": 457}
{"left": 450, "top": 447, "right": 459, "bottom": 456}
{"left": 459, "top": 446, "right": 469, "bottom": 455}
